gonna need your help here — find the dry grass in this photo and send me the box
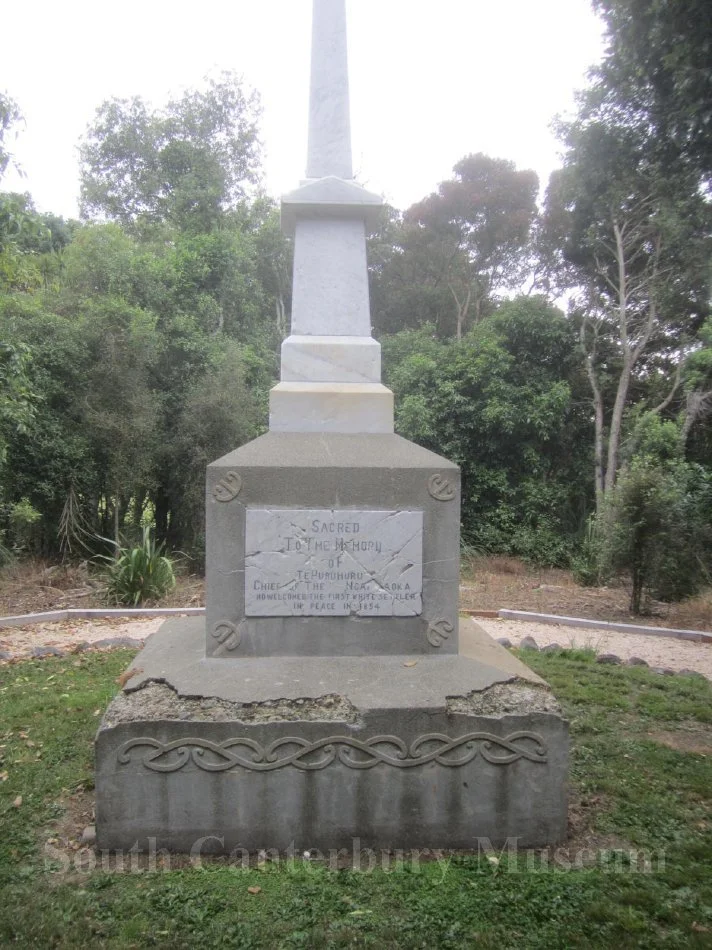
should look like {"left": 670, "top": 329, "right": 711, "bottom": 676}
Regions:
{"left": 0, "top": 555, "right": 709, "bottom": 630}
{"left": 460, "top": 555, "right": 712, "bottom": 630}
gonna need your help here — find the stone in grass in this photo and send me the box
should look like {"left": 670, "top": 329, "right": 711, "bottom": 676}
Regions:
{"left": 596, "top": 654, "right": 622, "bottom": 665}
{"left": 651, "top": 667, "right": 676, "bottom": 676}
{"left": 90, "top": 637, "right": 145, "bottom": 651}
{"left": 31, "top": 646, "right": 64, "bottom": 659}
{"left": 496, "top": 637, "right": 512, "bottom": 648}
{"left": 541, "top": 643, "right": 562, "bottom": 653}
{"left": 0, "top": 650, "right": 11, "bottom": 662}
{"left": 626, "top": 656, "right": 649, "bottom": 667}
{"left": 679, "top": 668, "right": 705, "bottom": 679}
{"left": 81, "top": 825, "right": 97, "bottom": 847}
{"left": 519, "top": 636, "right": 539, "bottom": 651}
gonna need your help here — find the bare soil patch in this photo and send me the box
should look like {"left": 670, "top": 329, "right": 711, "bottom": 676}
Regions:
{"left": 0, "top": 560, "right": 204, "bottom": 616}
{"left": 461, "top": 555, "right": 712, "bottom": 631}
{"left": 646, "top": 727, "right": 712, "bottom": 756}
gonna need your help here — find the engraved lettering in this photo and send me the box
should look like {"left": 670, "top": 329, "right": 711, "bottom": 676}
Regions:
{"left": 245, "top": 508, "right": 423, "bottom": 618}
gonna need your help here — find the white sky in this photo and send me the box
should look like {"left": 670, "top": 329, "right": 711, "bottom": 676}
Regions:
{"left": 2, "top": 0, "right": 605, "bottom": 219}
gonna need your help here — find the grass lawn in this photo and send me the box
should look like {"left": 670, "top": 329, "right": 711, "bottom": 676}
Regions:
{"left": 0, "top": 649, "right": 711, "bottom": 948}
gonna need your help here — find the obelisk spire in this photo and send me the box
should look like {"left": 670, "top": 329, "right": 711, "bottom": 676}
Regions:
{"left": 307, "top": 0, "right": 353, "bottom": 180}
{"left": 270, "top": 0, "right": 393, "bottom": 434}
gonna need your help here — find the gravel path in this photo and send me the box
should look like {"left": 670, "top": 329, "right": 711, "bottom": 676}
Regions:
{"left": 0, "top": 615, "right": 709, "bottom": 680}
{"left": 477, "top": 618, "right": 712, "bottom": 679}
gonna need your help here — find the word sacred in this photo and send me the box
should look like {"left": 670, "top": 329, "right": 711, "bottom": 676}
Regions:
{"left": 244, "top": 508, "right": 423, "bottom": 618}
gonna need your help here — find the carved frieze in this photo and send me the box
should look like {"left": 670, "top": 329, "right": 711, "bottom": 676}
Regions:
{"left": 118, "top": 731, "right": 549, "bottom": 773}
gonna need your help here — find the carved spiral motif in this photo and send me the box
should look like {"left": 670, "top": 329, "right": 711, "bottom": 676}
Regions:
{"left": 427, "top": 618, "right": 454, "bottom": 648}
{"left": 212, "top": 620, "right": 243, "bottom": 652}
{"left": 213, "top": 471, "right": 243, "bottom": 503}
{"left": 428, "top": 474, "right": 456, "bottom": 502}
{"left": 117, "top": 731, "right": 548, "bottom": 773}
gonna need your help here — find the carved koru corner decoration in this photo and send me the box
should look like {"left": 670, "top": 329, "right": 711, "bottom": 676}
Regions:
{"left": 427, "top": 474, "right": 456, "bottom": 502}
{"left": 117, "top": 731, "right": 549, "bottom": 773}
{"left": 213, "top": 471, "right": 243, "bottom": 503}
{"left": 212, "top": 620, "right": 243, "bottom": 652}
{"left": 427, "top": 618, "right": 454, "bottom": 648}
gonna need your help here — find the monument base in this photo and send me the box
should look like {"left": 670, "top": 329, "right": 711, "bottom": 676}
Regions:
{"left": 95, "top": 619, "right": 568, "bottom": 852}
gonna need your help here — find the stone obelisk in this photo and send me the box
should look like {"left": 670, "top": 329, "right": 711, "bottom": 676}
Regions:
{"left": 94, "top": 0, "right": 569, "bottom": 854}
{"left": 271, "top": 0, "right": 390, "bottom": 434}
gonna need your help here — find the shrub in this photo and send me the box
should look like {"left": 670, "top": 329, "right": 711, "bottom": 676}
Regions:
{"left": 103, "top": 527, "right": 176, "bottom": 606}
{"left": 598, "top": 459, "right": 711, "bottom": 614}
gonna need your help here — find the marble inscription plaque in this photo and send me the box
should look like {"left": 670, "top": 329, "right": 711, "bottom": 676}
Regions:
{"left": 245, "top": 508, "right": 423, "bottom": 617}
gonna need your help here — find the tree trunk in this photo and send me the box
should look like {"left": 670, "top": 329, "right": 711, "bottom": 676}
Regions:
{"left": 604, "top": 358, "right": 633, "bottom": 496}
{"left": 113, "top": 497, "right": 120, "bottom": 555}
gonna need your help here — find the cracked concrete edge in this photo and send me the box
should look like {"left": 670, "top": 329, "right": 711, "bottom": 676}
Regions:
{"left": 447, "top": 681, "right": 562, "bottom": 718}
{"left": 102, "top": 681, "right": 361, "bottom": 728}
{"left": 101, "top": 675, "right": 561, "bottom": 729}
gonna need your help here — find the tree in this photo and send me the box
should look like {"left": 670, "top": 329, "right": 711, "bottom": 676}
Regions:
{"left": 600, "top": 454, "right": 712, "bottom": 613}
{"left": 0, "top": 93, "right": 22, "bottom": 182}
{"left": 591, "top": 0, "right": 712, "bottom": 189}
{"left": 383, "top": 296, "right": 592, "bottom": 563}
{"left": 79, "top": 73, "right": 262, "bottom": 231}
{"left": 543, "top": 111, "right": 712, "bottom": 509}
{"left": 372, "top": 155, "right": 539, "bottom": 338}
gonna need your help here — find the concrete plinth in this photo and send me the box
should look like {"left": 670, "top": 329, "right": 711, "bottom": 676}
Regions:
{"left": 205, "top": 433, "right": 460, "bottom": 657}
{"left": 95, "top": 619, "right": 569, "bottom": 852}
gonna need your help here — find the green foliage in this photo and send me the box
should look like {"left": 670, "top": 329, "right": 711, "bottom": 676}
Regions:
{"left": 0, "top": 92, "right": 22, "bottom": 181}
{"left": 79, "top": 73, "right": 262, "bottom": 230}
{"left": 7, "top": 497, "right": 41, "bottom": 553}
{"left": 598, "top": 457, "right": 712, "bottom": 613}
{"left": 371, "top": 154, "right": 539, "bottom": 338}
{"left": 383, "top": 297, "right": 592, "bottom": 565}
{"left": 102, "top": 527, "right": 176, "bottom": 606}
{"left": 592, "top": 0, "right": 712, "bottom": 189}
{"left": 571, "top": 515, "right": 605, "bottom": 587}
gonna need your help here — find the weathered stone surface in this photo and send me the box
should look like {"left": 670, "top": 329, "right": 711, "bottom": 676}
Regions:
{"left": 81, "top": 825, "right": 97, "bottom": 846}
{"left": 269, "top": 382, "right": 394, "bottom": 434}
{"left": 541, "top": 643, "right": 562, "bottom": 653}
{"left": 520, "top": 636, "right": 539, "bottom": 651}
{"left": 95, "top": 620, "right": 568, "bottom": 852}
{"left": 245, "top": 508, "right": 423, "bottom": 618}
{"left": 626, "top": 656, "right": 649, "bottom": 667}
{"left": 306, "top": 0, "right": 352, "bottom": 180}
{"left": 32, "top": 646, "right": 64, "bottom": 658}
{"left": 0, "top": 650, "right": 11, "bottom": 662}
{"left": 597, "top": 653, "right": 622, "bottom": 665}
{"left": 291, "top": 219, "right": 371, "bottom": 337}
{"left": 280, "top": 334, "right": 381, "bottom": 384}
{"left": 105, "top": 683, "right": 358, "bottom": 727}
{"left": 496, "top": 637, "right": 512, "bottom": 648}
{"left": 90, "top": 637, "right": 145, "bottom": 651}
{"left": 447, "top": 681, "right": 561, "bottom": 717}
{"left": 122, "top": 618, "right": 544, "bottom": 708}
{"left": 206, "top": 433, "right": 461, "bottom": 657}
